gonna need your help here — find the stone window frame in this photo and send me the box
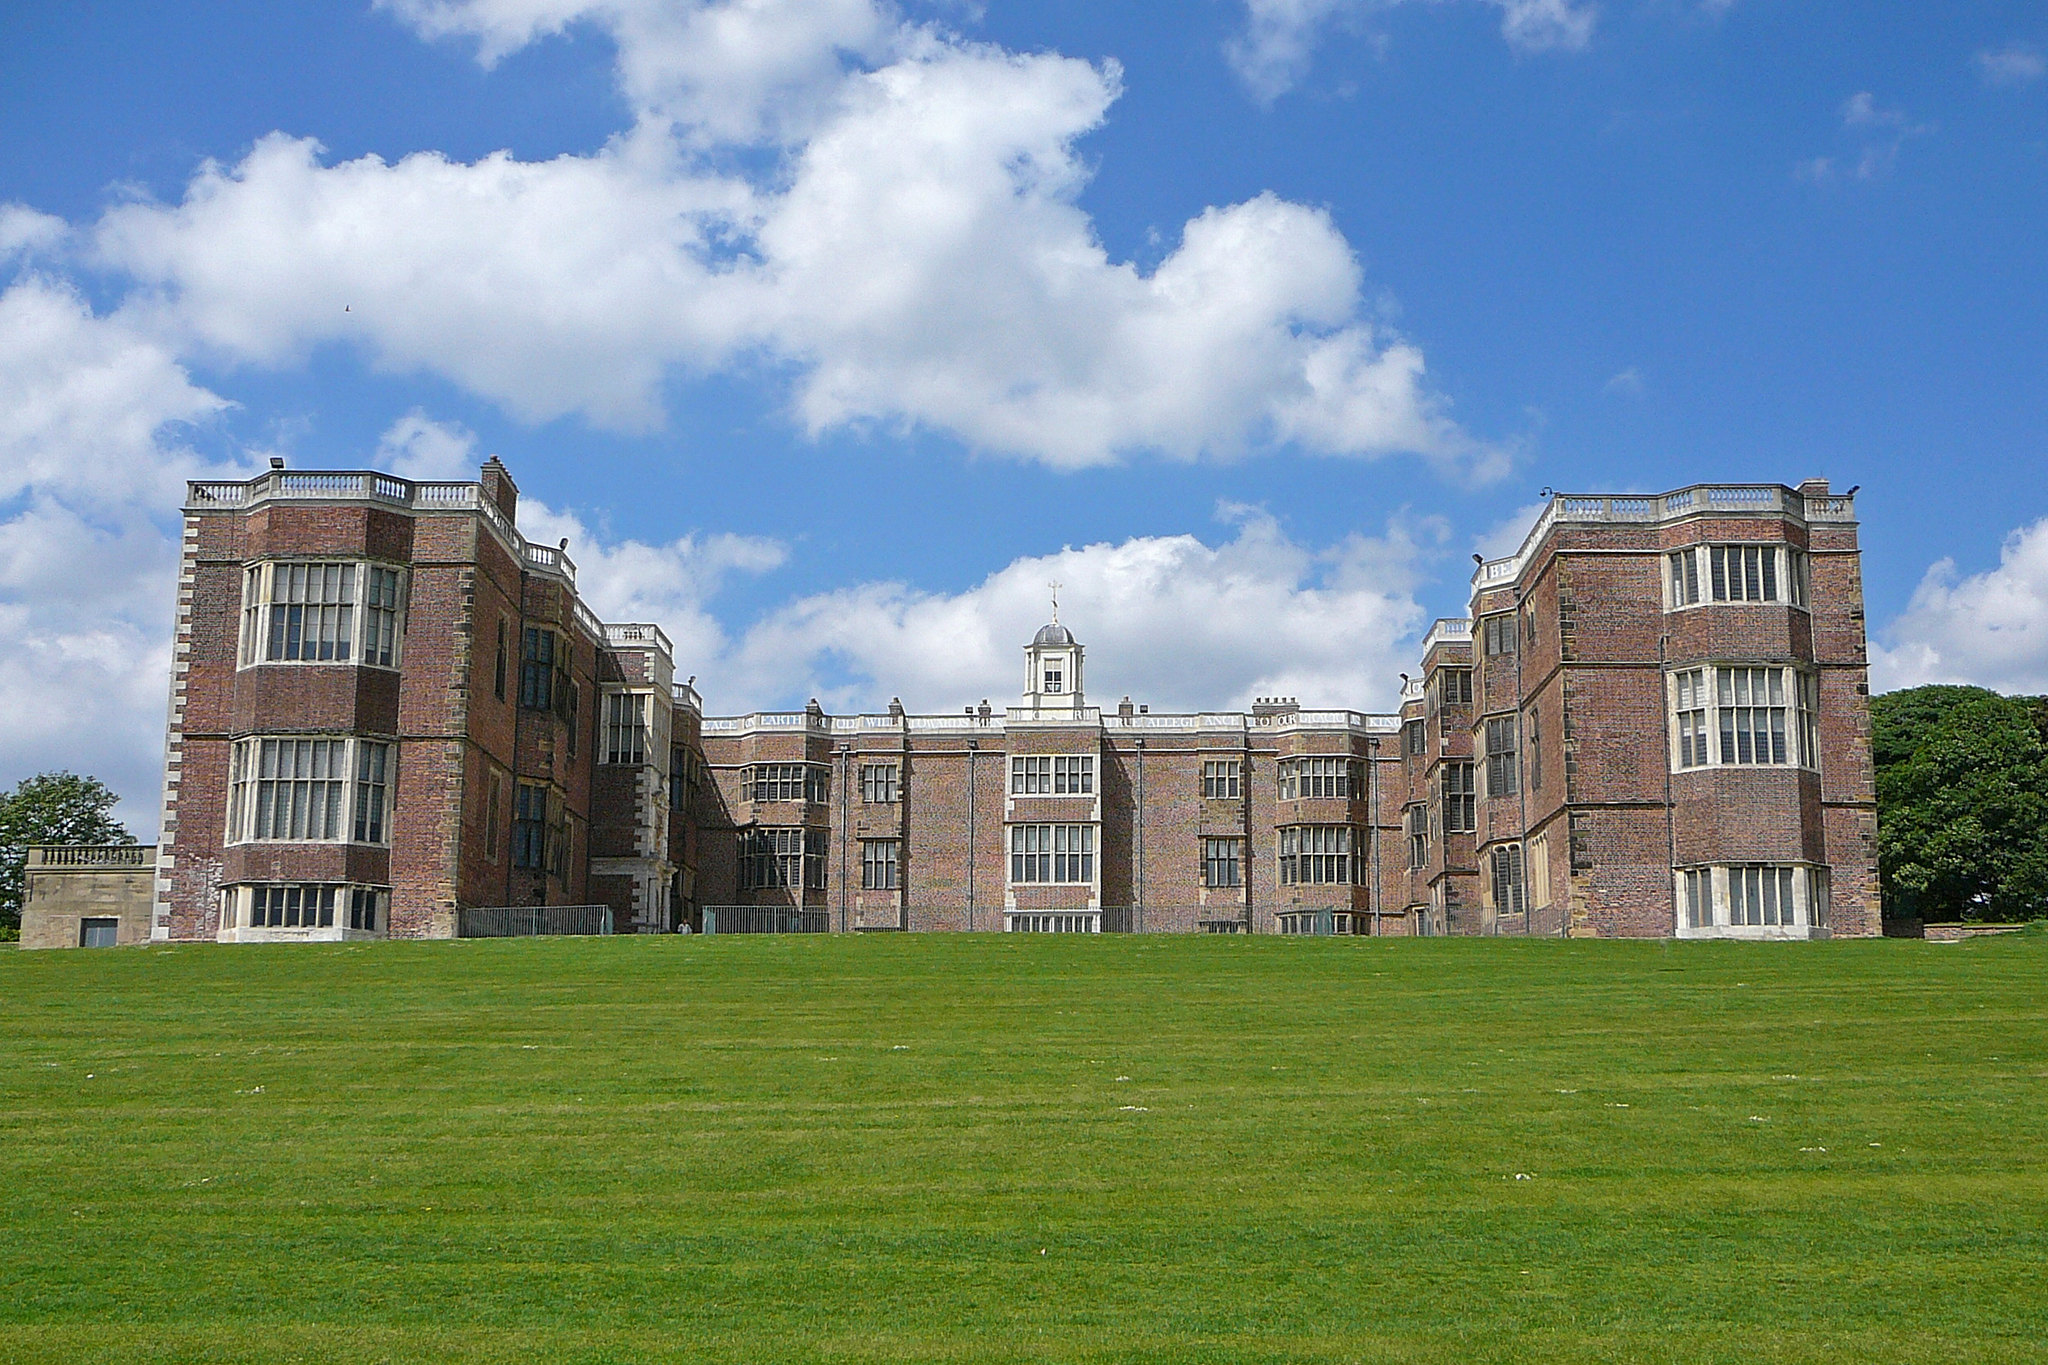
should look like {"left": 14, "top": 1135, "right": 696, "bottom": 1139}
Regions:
{"left": 1277, "top": 824, "right": 1356, "bottom": 886}
{"left": 1008, "top": 823, "right": 1095, "bottom": 885}
{"left": 1667, "top": 665, "right": 1819, "bottom": 772}
{"left": 1674, "top": 864, "right": 1830, "bottom": 937}
{"left": 237, "top": 559, "right": 408, "bottom": 670}
{"left": 860, "top": 762, "right": 899, "bottom": 804}
{"left": 225, "top": 734, "right": 395, "bottom": 847}
{"left": 1201, "top": 837, "right": 1241, "bottom": 889}
{"left": 1666, "top": 544, "right": 1809, "bottom": 611}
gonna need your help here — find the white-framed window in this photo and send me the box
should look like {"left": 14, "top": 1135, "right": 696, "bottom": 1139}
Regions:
{"left": 1676, "top": 865, "right": 1826, "bottom": 934}
{"left": 1042, "top": 665, "right": 1064, "bottom": 694}
{"left": 1203, "top": 838, "right": 1241, "bottom": 888}
{"left": 1278, "top": 757, "right": 1362, "bottom": 800}
{"left": 227, "top": 736, "right": 393, "bottom": 845}
{"left": 861, "top": 838, "right": 899, "bottom": 890}
{"left": 1009, "top": 824, "right": 1094, "bottom": 884}
{"left": 1202, "top": 760, "right": 1241, "bottom": 800}
{"left": 239, "top": 561, "right": 407, "bottom": 667}
{"left": 740, "top": 827, "right": 826, "bottom": 890}
{"left": 1277, "top": 911, "right": 1359, "bottom": 935}
{"left": 1491, "top": 843, "right": 1527, "bottom": 916}
{"left": 603, "top": 692, "right": 647, "bottom": 765}
{"left": 1668, "top": 666, "right": 1817, "bottom": 769}
{"left": 1278, "top": 825, "right": 1354, "bottom": 885}
{"left": 1010, "top": 756, "right": 1093, "bottom": 795}
{"left": 742, "top": 764, "right": 829, "bottom": 803}
{"left": 1441, "top": 762, "right": 1476, "bottom": 834}
{"left": 232, "top": 883, "right": 388, "bottom": 933}
{"left": 1668, "top": 545, "right": 1808, "bottom": 609}
{"left": 1484, "top": 716, "right": 1518, "bottom": 797}
{"left": 1427, "top": 667, "right": 1473, "bottom": 717}
{"left": 861, "top": 763, "right": 898, "bottom": 803}
{"left": 1007, "top": 912, "right": 1098, "bottom": 933}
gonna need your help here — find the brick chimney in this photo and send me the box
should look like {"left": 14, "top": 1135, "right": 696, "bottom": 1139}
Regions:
{"left": 480, "top": 456, "right": 519, "bottom": 519}
{"left": 1797, "top": 478, "right": 1831, "bottom": 498}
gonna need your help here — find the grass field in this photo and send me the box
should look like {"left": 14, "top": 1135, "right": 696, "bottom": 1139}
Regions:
{"left": 2, "top": 933, "right": 2044, "bottom": 1364}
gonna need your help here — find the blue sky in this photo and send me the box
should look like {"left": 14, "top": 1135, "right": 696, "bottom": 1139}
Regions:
{"left": 2, "top": 0, "right": 2044, "bottom": 832}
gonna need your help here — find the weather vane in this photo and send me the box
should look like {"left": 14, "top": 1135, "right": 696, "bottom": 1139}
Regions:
{"left": 1049, "top": 580, "right": 1062, "bottom": 624}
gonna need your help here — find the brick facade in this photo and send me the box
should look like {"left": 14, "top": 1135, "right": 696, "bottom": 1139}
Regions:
{"left": 151, "top": 463, "right": 1878, "bottom": 944}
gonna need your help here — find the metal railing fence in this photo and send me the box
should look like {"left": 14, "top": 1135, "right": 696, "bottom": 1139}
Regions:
{"left": 701, "top": 906, "right": 830, "bottom": 935}
{"left": 456, "top": 905, "right": 614, "bottom": 938}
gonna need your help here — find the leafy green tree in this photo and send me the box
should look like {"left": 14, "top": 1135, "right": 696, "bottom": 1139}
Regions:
{"left": 1873, "top": 689, "right": 2048, "bottom": 923}
{"left": 0, "top": 772, "right": 137, "bottom": 929}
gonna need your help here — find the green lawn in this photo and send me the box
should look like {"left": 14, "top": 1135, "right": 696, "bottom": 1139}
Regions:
{"left": 1, "top": 933, "right": 2043, "bottom": 1364}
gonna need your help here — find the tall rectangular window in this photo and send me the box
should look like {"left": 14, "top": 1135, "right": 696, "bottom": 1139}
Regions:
{"left": 347, "top": 887, "right": 386, "bottom": 933}
{"left": 486, "top": 770, "right": 504, "bottom": 862}
{"left": 1441, "top": 762, "right": 1476, "bottom": 834}
{"left": 1202, "top": 760, "right": 1241, "bottom": 800}
{"left": 352, "top": 742, "right": 391, "bottom": 844}
{"left": 1009, "top": 825, "right": 1093, "bottom": 884}
{"left": 519, "top": 628, "right": 555, "bottom": 710}
{"left": 1053, "top": 756, "right": 1094, "bottom": 794}
{"left": 1404, "top": 719, "right": 1427, "bottom": 756}
{"left": 1278, "top": 826, "right": 1353, "bottom": 885}
{"left": 362, "top": 567, "right": 403, "bottom": 668}
{"left": 1669, "top": 548, "right": 1702, "bottom": 607}
{"left": 1482, "top": 614, "right": 1517, "bottom": 657}
{"left": 493, "top": 621, "right": 507, "bottom": 700}
{"left": 1728, "top": 865, "right": 1798, "bottom": 927}
{"left": 1485, "top": 716, "right": 1518, "bottom": 797}
{"left": 1492, "top": 844, "right": 1526, "bottom": 916}
{"left": 1406, "top": 805, "right": 1428, "bottom": 869}
{"left": 242, "top": 562, "right": 355, "bottom": 664}
{"left": 671, "top": 746, "right": 692, "bottom": 811}
{"left": 604, "top": 692, "right": 647, "bottom": 765}
{"left": 1203, "top": 838, "right": 1241, "bottom": 888}
{"left": 1042, "top": 665, "right": 1063, "bottom": 694}
{"left": 1527, "top": 706, "right": 1542, "bottom": 792}
{"left": 1433, "top": 667, "right": 1482, "bottom": 712}
{"left": 1674, "top": 669, "right": 1710, "bottom": 769}
{"left": 512, "top": 782, "right": 547, "bottom": 869}
{"left": 861, "top": 839, "right": 899, "bottom": 890}
{"left": 1681, "top": 868, "right": 1711, "bottom": 929}
{"left": 861, "top": 763, "right": 898, "bottom": 803}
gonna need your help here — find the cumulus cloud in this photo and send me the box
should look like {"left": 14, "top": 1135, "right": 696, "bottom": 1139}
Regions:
{"left": 1976, "top": 43, "right": 2045, "bottom": 88}
{"left": 516, "top": 498, "right": 786, "bottom": 672}
{"left": 721, "top": 505, "right": 1434, "bottom": 714}
{"left": 0, "top": 205, "right": 67, "bottom": 261}
{"left": 375, "top": 409, "right": 481, "bottom": 481}
{"left": 0, "top": 277, "right": 242, "bottom": 835}
{"left": 1872, "top": 517, "right": 2048, "bottom": 696}
{"left": 88, "top": 2, "right": 1495, "bottom": 474}
{"left": 1228, "top": 0, "right": 1595, "bottom": 103}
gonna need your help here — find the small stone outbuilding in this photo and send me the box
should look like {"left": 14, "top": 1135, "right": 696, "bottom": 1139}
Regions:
{"left": 20, "top": 846, "right": 157, "bottom": 949}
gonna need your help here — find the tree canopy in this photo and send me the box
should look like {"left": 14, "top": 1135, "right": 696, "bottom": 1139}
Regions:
{"left": 0, "top": 771, "right": 137, "bottom": 929}
{"left": 1872, "top": 686, "right": 2048, "bottom": 924}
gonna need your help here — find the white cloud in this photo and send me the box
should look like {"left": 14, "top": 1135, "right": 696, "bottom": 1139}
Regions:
{"left": 1976, "top": 43, "right": 2046, "bottom": 88}
{"left": 1801, "top": 91, "right": 1929, "bottom": 182}
{"left": 721, "top": 505, "right": 1434, "bottom": 714}
{"left": 515, "top": 498, "right": 785, "bottom": 672}
{"left": 382, "top": 0, "right": 902, "bottom": 145}
{"left": 0, "top": 278, "right": 242, "bottom": 836}
{"left": 89, "top": 6, "right": 1496, "bottom": 475}
{"left": 1872, "top": 516, "right": 2048, "bottom": 696}
{"left": 1227, "top": 0, "right": 1595, "bottom": 103}
{"left": 374, "top": 409, "right": 482, "bottom": 481}
{"left": 1603, "top": 366, "right": 1644, "bottom": 397}
{"left": 0, "top": 204, "right": 67, "bottom": 261}
{"left": 1473, "top": 499, "right": 1547, "bottom": 563}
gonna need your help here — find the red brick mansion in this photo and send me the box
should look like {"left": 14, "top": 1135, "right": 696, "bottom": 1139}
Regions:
{"left": 142, "top": 458, "right": 1879, "bottom": 942}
